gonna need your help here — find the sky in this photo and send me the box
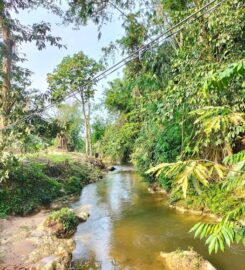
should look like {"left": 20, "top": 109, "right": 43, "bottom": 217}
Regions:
{"left": 15, "top": 5, "right": 125, "bottom": 105}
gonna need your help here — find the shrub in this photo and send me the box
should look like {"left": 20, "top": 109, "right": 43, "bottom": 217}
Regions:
{"left": 0, "top": 163, "right": 62, "bottom": 216}
{"left": 45, "top": 208, "right": 79, "bottom": 238}
{"left": 63, "top": 176, "right": 82, "bottom": 194}
{"left": 0, "top": 155, "right": 98, "bottom": 217}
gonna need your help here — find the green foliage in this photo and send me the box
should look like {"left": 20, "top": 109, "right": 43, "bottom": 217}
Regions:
{"left": 104, "top": 78, "right": 133, "bottom": 113}
{"left": 93, "top": 0, "right": 245, "bottom": 255}
{"left": 203, "top": 60, "right": 245, "bottom": 94}
{"left": 188, "top": 106, "right": 245, "bottom": 161}
{"left": 63, "top": 176, "right": 84, "bottom": 194}
{"left": 91, "top": 118, "right": 107, "bottom": 144}
{"left": 132, "top": 119, "right": 182, "bottom": 174}
{"left": 190, "top": 107, "right": 244, "bottom": 138}
{"left": 173, "top": 182, "right": 241, "bottom": 215}
{"left": 0, "top": 154, "right": 95, "bottom": 217}
{"left": 99, "top": 113, "right": 140, "bottom": 162}
{"left": 0, "top": 162, "right": 61, "bottom": 216}
{"left": 222, "top": 151, "right": 245, "bottom": 194}
{"left": 0, "top": 152, "right": 19, "bottom": 182}
{"left": 48, "top": 51, "right": 103, "bottom": 102}
{"left": 190, "top": 205, "right": 245, "bottom": 254}
{"left": 189, "top": 150, "right": 245, "bottom": 253}
{"left": 224, "top": 151, "right": 245, "bottom": 166}
{"left": 147, "top": 160, "right": 226, "bottom": 198}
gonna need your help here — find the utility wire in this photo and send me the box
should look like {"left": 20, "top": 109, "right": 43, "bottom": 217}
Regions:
{"left": 108, "top": 1, "right": 129, "bottom": 18}
{"left": 0, "top": 0, "right": 226, "bottom": 131}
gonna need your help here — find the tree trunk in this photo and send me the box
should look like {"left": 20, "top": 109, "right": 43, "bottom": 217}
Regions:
{"left": 0, "top": 11, "right": 13, "bottom": 129}
{"left": 87, "top": 99, "right": 92, "bottom": 156}
{"left": 80, "top": 91, "right": 90, "bottom": 156}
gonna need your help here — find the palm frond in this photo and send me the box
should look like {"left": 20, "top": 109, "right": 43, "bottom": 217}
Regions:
{"left": 190, "top": 205, "right": 245, "bottom": 254}
{"left": 223, "top": 151, "right": 245, "bottom": 165}
{"left": 190, "top": 106, "right": 245, "bottom": 137}
{"left": 222, "top": 151, "right": 245, "bottom": 191}
{"left": 146, "top": 160, "right": 226, "bottom": 197}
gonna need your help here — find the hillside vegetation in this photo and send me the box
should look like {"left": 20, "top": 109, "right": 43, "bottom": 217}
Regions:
{"left": 95, "top": 0, "right": 245, "bottom": 253}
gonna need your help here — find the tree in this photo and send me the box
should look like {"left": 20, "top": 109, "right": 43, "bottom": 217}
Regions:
{"left": 47, "top": 51, "right": 103, "bottom": 156}
{"left": 0, "top": 1, "right": 63, "bottom": 126}
{"left": 0, "top": 0, "right": 67, "bottom": 155}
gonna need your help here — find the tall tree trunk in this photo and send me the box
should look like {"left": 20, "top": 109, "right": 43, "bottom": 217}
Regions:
{"left": 0, "top": 6, "right": 13, "bottom": 152}
{"left": 0, "top": 10, "right": 13, "bottom": 129}
{"left": 80, "top": 91, "right": 90, "bottom": 156}
{"left": 87, "top": 99, "right": 92, "bottom": 156}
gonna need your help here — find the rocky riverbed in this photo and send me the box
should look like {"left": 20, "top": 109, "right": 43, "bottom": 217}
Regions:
{"left": 0, "top": 203, "right": 89, "bottom": 270}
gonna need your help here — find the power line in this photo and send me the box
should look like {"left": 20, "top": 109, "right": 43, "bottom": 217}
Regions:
{"left": 108, "top": 1, "right": 129, "bottom": 18}
{"left": 0, "top": 0, "right": 226, "bottom": 131}
{"left": 94, "top": 0, "right": 221, "bottom": 82}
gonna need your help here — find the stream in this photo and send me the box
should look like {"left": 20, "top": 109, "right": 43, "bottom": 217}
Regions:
{"left": 70, "top": 166, "right": 245, "bottom": 270}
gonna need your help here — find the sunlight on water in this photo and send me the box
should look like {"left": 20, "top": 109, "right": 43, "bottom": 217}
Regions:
{"left": 71, "top": 166, "right": 245, "bottom": 270}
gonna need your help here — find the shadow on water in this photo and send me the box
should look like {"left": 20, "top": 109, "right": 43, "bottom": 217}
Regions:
{"left": 70, "top": 166, "right": 245, "bottom": 270}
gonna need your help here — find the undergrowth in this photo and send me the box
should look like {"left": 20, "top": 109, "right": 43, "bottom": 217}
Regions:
{"left": 0, "top": 154, "right": 101, "bottom": 217}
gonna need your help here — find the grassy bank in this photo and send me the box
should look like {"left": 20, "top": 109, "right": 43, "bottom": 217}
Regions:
{"left": 0, "top": 152, "right": 102, "bottom": 217}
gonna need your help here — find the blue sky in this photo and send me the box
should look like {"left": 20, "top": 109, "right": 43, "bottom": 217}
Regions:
{"left": 16, "top": 6, "right": 125, "bottom": 103}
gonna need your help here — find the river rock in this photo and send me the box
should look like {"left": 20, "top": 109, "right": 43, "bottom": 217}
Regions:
{"left": 108, "top": 166, "right": 116, "bottom": 171}
{"left": 35, "top": 254, "right": 72, "bottom": 270}
{"left": 160, "top": 250, "right": 216, "bottom": 270}
{"left": 28, "top": 235, "right": 74, "bottom": 269}
{"left": 72, "top": 206, "right": 90, "bottom": 222}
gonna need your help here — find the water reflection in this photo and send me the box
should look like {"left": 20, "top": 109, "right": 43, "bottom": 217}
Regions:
{"left": 71, "top": 167, "right": 245, "bottom": 270}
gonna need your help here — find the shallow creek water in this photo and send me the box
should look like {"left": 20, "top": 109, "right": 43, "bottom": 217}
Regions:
{"left": 70, "top": 166, "right": 245, "bottom": 270}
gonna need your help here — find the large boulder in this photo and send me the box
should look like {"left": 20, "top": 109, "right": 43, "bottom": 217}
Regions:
{"left": 160, "top": 250, "right": 216, "bottom": 270}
